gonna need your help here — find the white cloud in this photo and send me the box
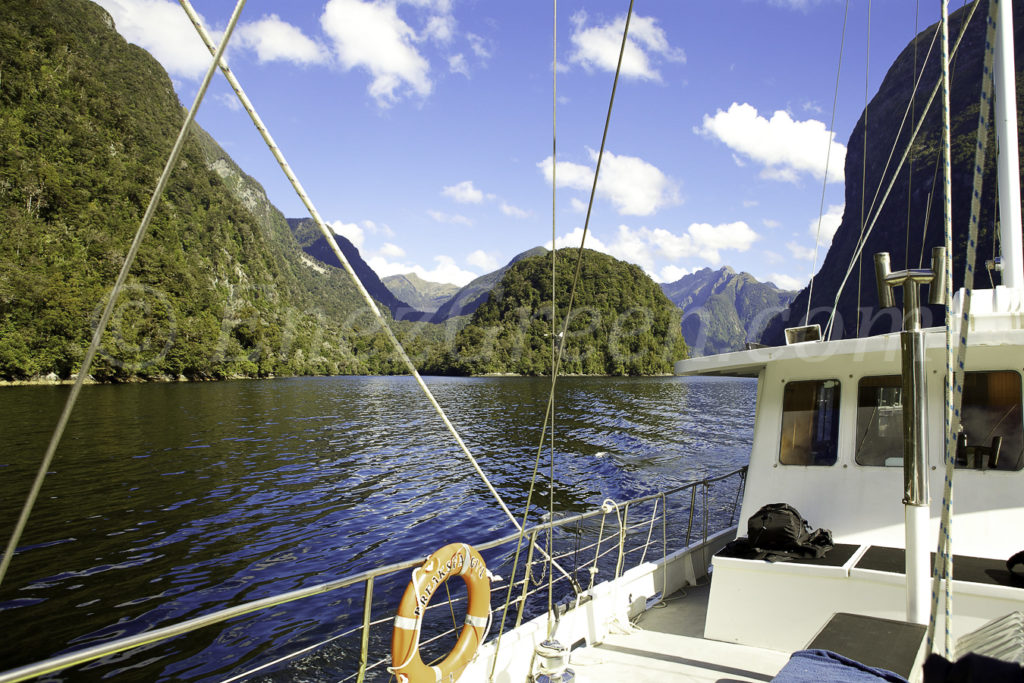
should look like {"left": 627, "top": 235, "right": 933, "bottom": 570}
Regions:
{"left": 94, "top": 0, "right": 218, "bottom": 80}
{"left": 762, "top": 218, "right": 780, "bottom": 228}
{"left": 811, "top": 203, "right": 844, "bottom": 245}
{"left": 466, "top": 33, "right": 491, "bottom": 59}
{"left": 449, "top": 53, "right": 470, "bottom": 77}
{"left": 442, "top": 180, "right": 484, "bottom": 204}
{"left": 402, "top": 0, "right": 452, "bottom": 11}
{"left": 236, "top": 14, "right": 328, "bottom": 65}
{"left": 787, "top": 241, "right": 817, "bottom": 260}
{"left": 659, "top": 265, "right": 691, "bottom": 283}
{"left": 538, "top": 149, "right": 680, "bottom": 216}
{"left": 216, "top": 92, "right": 242, "bottom": 111}
{"left": 769, "top": 0, "right": 823, "bottom": 10}
{"left": 769, "top": 273, "right": 806, "bottom": 290}
{"left": 500, "top": 202, "right": 529, "bottom": 218}
{"left": 378, "top": 242, "right": 406, "bottom": 258}
{"left": 362, "top": 219, "right": 395, "bottom": 239}
{"left": 648, "top": 222, "right": 758, "bottom": 264}
{"left": 321, "top": 0, "right": 432, "bottom": 107}
{"left": 368, "top": 254, "right": 477, "bottom": 287}
{"left": 467, "top": 249, "right": 499, "bottom": 270}
{"left": 698, "top": 102, "right": 846, "bottom": 183}
{"left": 427, "top": 210, "right": 472, "bottom": 225}
{"left": 547, "top": 221, "right": 757, "bottom": 278}
{"left": 547, "top": 227, "right": 609, "bottom": 253}
{"left": 569, "top": 11, "right": 684, "bottom": 81}
{"left": 330, "top": 220, "right": 365, "bottom": 248}
{"left": 570, "top": 198, "right": 588, "bottom": 213}
{"left": 423, "top": 14, "right": 455, "bottom": 43}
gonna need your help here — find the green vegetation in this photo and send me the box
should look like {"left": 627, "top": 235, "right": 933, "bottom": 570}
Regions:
{"left": 0, "top": 2, "right": 684, "bottom": 382}
{"left": 0, "top": 0, "right": 433, "bottom": 380}
{"left": 448, "top": 249, "right": 688, "bottom": 376}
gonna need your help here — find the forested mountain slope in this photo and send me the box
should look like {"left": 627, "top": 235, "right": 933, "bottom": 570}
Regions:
{"left": 450, "top": 249, "right": 688, "bottom": 376}
{"left": 0, "top": 0, "right": 416, "bottom": 380}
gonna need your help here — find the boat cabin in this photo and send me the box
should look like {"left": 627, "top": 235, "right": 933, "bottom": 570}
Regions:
{"left": 675, "top": 292, "right": 1024, "bottom": 652}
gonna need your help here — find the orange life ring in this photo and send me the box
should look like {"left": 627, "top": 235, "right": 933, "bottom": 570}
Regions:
{"left": 390, "top": 543, "right": 491, "bottom": 683}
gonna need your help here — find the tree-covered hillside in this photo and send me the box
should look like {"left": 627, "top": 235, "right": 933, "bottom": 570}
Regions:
{"left": 450, "top": 249, "right": 688, "bottom": 376}
{"left": 0, "top": 0, "right": 415, "bottom": 380}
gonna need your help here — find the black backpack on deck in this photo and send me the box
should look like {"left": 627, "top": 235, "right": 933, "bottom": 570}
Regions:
{"left": 723, "top": 503, "right": 834, "bottom": 562}
{"left": 749, "top": 503, "right": 812, "bottom": 549}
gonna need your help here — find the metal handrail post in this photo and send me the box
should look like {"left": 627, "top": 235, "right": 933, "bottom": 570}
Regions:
{"left": 615, "top": 503, "right": 629, "bottom": 579}
{"left": 356, "top": 577, "right": 374, "bottom": 683}
{"left": 685, "top": 486, "right": 697, "bottom": 546}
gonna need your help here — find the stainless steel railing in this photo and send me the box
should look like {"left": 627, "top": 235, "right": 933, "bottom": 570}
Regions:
{"left": 0, "top": 467, "right": 746, "bottom": 683}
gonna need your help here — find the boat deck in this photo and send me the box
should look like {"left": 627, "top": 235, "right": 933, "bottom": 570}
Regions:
{"left": 568, "top": 580, "right": 791, "bottom": 682}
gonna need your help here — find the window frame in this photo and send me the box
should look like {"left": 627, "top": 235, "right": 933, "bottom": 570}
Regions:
{"left": 778, "top": 378, "right": 842, "bottom": 467}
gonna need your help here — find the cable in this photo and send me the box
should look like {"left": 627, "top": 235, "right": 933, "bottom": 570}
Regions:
{"left": 0, "top": 0, "right": 249, "bottom": 590}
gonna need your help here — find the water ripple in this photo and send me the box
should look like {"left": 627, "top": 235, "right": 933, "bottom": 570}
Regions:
{"left": 0, "top": 375, "right": 755, "bottom": 681}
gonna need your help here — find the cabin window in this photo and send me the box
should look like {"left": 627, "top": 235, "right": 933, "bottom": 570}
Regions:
{"left": 960, "top": 371, "right": 1023, "bottom": 471}
{"left": 856, "top": 376, "right": 904, "bottom": 466}
{"left": 854, "top": 371, "right": 1023, "bottom": 470}
{"left": 779, "top": 379, "right": 840, "bottom": 466}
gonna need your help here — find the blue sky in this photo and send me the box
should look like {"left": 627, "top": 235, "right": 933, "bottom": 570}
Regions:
{"left": 94, "top": 0, "right": 949, "bottom": 290}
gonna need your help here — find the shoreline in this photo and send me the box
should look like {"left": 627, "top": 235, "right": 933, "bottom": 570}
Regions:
{"left": 1, "top": 371, "right": 677, "bottom": 387}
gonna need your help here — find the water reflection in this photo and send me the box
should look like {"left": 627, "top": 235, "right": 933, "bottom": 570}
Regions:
{"left": 0, "top": 375, "right": 754, "bottom": 680}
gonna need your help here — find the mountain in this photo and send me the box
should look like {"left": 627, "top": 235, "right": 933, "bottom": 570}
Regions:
{"left": 0, "top": 0, "right": 423, "bottom": 380}
{"left": 660, "top": 267, "right": 797, "bottom": 356}
{"left": 431, "top": 246, "right": 547, "bottom": 323}
{"left": 382, "top": 273, "right": 460, "bottom": 314}
{"left": 761, "top": 1, "right": 1024, "bottom": 345}
{"left": 286, "top": 218, "right": 429, "bottom": 321}
{"left": 450, "top": 248, "right": 688, "bottom": 376}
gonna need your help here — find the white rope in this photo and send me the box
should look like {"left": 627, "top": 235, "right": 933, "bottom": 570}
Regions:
{"left": 177, "top": 0, "right": 520, "bottom": 534}
{"left": 0, "top": 0, "right": 249, "bottom": 590}
{"left": 927, "top": 0, "right": 996, "bottom": 658}
{"left": 935, "top": 1, "right": 956, "bottom": 656}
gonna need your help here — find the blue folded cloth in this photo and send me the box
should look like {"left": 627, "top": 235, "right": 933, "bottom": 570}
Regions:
{"left": 773, "top": 649, "right": 908, "bottom": 683}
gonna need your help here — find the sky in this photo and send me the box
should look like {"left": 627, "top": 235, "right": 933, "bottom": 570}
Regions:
{"left": 93, "top": 0, "right": 954, "bottom": 290}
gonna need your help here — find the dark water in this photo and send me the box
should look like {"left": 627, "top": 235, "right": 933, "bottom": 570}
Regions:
{"left": 0, "top": 375, "right": 755, "bottom": 681}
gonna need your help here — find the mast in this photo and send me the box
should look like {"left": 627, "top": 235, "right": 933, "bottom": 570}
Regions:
{"left": 995, "top": 0, "right": 1023, "bottom": 291}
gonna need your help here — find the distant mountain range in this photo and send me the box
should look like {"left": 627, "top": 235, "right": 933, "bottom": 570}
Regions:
{"left": 287, "top": 218, "right": 430, "bottom": 321}
{"left": 381, "top": 273, "right": 459, "bottom": 314}
{"left": 660, "top": 268, "right": 796, "bottom": 356}
{"left": 427, "top": 247, "right": 547, "bottom": 323}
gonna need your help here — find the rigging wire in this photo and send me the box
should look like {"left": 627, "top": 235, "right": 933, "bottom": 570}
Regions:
{"left": 178, "top": 0, "right": 526, "bottom": 540}
{"left": 0, "top": 0, "right": 249, "bottom": 589}
{"left": 490, "top": 0, "right": 636, "bottom": 674}
{"left": 928, "top": 0, "right": 997, "bottom": 657}
{"left": 806, "top": 0, "right": 850, "bottom": 326}
{"left": 180, "top": 2, "right": 575, "bottom": 596}
{"left": 823, "top": 1, "right": 981, "bottom": 339}
{"left": 855, "top": 0, "right": 872, "bottom": 335}
{"left": 906, "top": 0, "right": 920, "bottom": 270}
{"left": 547, "top": 0, "right": 558, "bottom": 640}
